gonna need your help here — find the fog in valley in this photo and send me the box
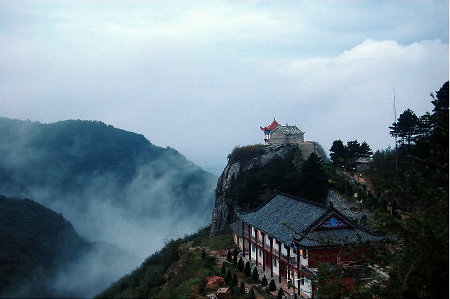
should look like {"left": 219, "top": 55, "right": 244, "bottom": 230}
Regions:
{"left": 0, "top": 119, "right": 217, "bottom": 297}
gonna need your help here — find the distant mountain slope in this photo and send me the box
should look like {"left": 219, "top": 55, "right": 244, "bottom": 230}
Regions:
{"left": 0, "top": 195, "right": 88, "bottom": 296}
{"left": 0, "top": 117, "right": 217, "bottom": 296}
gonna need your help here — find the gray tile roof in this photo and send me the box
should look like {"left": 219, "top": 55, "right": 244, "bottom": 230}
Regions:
{"left": 237, "top": 194, "right": 383, "bottom": 248}
{"left": 272, "top": 125, "right": 304, "bottom": 135}
{"left": 237, "top": 194, "right": 328, "bottom": 245}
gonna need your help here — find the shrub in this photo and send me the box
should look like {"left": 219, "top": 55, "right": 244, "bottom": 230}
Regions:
{"left": 244, "top": 261, "right": 251, "bottom": 277}
{"left": 201, "top": 248, "right": 206, "bottom": 260}
{"left": 261, "top": 275, "right": 268, "bottom": 287}
{"left": 237, "top": 257, "right": 244, "bottom": 272}
{"left": 277, "top": 287, "right": 283, "bottom": 299}
{"left": 225, "top": 269, "right": 232, "bottom": 284}
{"left": 248, "top": 286, "right": 256, "bottom": 299}
{"left": 231, "top": 273, "right": 238, "bottom": 287}
{"left": 268, "top": 279, "right": 276, "bottom": 291}
{"left": 252, "top": 266, "right": 259, "bottom": 282}
{"left": 227, "top": 249, "right": 232, "bottom": 262}
{"left": 239, "top": 281, "right": 245, "bottom": 294}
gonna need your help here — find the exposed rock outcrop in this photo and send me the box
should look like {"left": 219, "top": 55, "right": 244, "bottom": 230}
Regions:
{"left": 211, "top": 143, "right": 327, "bottom": 234}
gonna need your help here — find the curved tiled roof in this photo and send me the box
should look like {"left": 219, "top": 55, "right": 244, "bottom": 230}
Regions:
{"left": 237, "top": 194, "right": 383, "bottom": 248}
{"left": 271, "top": 125, "right": 304, "bottom": 135}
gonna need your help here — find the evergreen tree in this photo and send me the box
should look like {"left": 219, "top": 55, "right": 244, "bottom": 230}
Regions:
{"left": 329, "top": 139, "right": 346, "bottom": 166}
{"left": 277, "top": 287, "right": 283, "bottom": 299}
{"left": 346, "top": 140, "right": 361, "bottom": 158}
{"left": 251, "top": 266, "right": 259, "bottom": 282}
{"left": 268, "top": 279, "right": 277, "bottom": 291}
{"left": 221, "top": 263, "right": 226, "bottom": 274}
{"left": 201, "top": 248, "right": 206, "bottom": 260}
{"left": 261, "top": 275, "right": 268, "bottom": 287}
{"left": 248, "top": 287, "right": 256, "bottom": 299}
{"left": 298, "top": 152, "right": 328, "bottom": 203}
{"left": 231, "top": 273, "right": 238, "bottom": 287}
{"left": 225, "top": 269, "right": 232, "bottom": 284}
{"left": 239, "top": 281, "right": 245, "bottom": 294}
{"left": 244, "top": 261, "right": 251, "bottom": 277}
{"left": 237, "top": 257, "right": 244, "bottom": 272}
{"left": 359, "top": 141, "right": 373, "bottom": 157}
{"left": 389, "top": 108, "right": 420, "bottom": 149}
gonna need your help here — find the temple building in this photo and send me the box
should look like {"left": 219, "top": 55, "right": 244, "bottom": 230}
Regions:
{"left": 231, "top": 194, "right": 383, "bottom": 298}
{"left": 260, "top": 119, "right": 325, "bottom": 159}
{"left": 260, "top": 119, "right": 304, "bottom": 145}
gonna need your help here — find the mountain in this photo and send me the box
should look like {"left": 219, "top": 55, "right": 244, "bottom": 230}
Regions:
{"left": 0, "top": 195, "right": 88, "bottom": 297}
{"left": 211, "top": 143, "right": 328, "bottom": 234}
{"left": 0, "top": 117, "right": 217, "bottom": 296}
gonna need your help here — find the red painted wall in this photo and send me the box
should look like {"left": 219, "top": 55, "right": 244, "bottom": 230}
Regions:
{"left": 308, "top": 248, "right": 339, "bottom": 267}
{"left": 308, "top": 247, "right": 369, "bottom": 268}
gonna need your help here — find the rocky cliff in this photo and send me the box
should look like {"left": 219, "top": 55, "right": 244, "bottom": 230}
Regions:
{"left": 210, "top": 143, "right": 327, "bottom": 234}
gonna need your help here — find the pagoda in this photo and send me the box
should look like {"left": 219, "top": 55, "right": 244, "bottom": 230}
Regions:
{"left": 260, "top": 118, "right": 279, "bottom": 144}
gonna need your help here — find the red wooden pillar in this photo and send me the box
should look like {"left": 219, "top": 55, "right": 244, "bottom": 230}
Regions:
{"left": 297, "top": 248, "right": 300, "bottom": 295}
{"left": 270, "top": 237, "right": 273, "bottom": 277}
{"left": 255, "top": 229, "right": 259, "bottom": 264}
{"left": 262, "top": 233, "right": 266, "bottom": 271}
{"left": 287, "top": 247, "right": 291, "bottom": 281}
{"left": 278, "top": 241, "right": 282, "bottom": 283}
{"left": 248, "top": 225, "right": 252, "bottom": 261}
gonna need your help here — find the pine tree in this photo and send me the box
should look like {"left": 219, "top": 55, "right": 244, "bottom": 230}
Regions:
{"left": 244, "top": 261, "right": 251, "bottom": 277}
{"left": 225, "top": 269, "right": 232, "bottom": 284}
{"left": 268, "top": 279, "right": 277, "bottom": 291}
{"left": 231, "top": 273, "right": 238, "bottom": 287}
{"left": 239, "top": 281, "right": 245, "bottom": 294}
{"left": 221, "top": 263, "right": 226, "bottom": 274}
{"left": 201, "top": 248, "right": 206, "bottom": 260}
{"left": 237, "top": 257, "right": 244, "bottom": 272}
{"left": 233, "top": 248, "right": 238, "bottom": 265}
{"left": 261, "top": 275, "right": 268, "bottom": 287}
{"left": 277, "top": 287, "right": 283, "bottom": 299}
{"left": 252, "top": 266, "right": 259, "bottom": 282}
{"left": 248, "top": 287, "right": 256, "bottom": 299}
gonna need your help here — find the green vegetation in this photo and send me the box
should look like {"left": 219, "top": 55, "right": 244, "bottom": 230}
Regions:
{"left": 231, "top": 144, "right": 329, "bottom": 209}
{"left": 0, "top": 195, "right": 89, "bottom": 296}
{"left": 97, "top": 227, "right": 235, "bottom": 298}
{"left": 0, "top": 117, "right": 216, "bottom": 217}
{"left": 323, "top": 81, "right": 449, "bottom": 298}
{"left": 364, "top": 81, "right": 448, "bottom": 298}
{"left": 329, "top": 139, "right": 373, "bottom": 170}
{"left": 227, "top": 144, "right": 267, "bottom": 165}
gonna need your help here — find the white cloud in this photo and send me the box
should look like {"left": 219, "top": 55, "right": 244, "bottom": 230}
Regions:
{"left": 0, "top": 1, "right": 448, "bottom": 168}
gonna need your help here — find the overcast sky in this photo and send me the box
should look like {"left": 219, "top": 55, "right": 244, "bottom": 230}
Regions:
{"left": 1, "top": 1, "right": 448, "bottom": 174}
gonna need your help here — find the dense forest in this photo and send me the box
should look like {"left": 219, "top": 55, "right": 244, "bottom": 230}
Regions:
{"left": 0, "top": 195, "right": 88, "bottom": 297}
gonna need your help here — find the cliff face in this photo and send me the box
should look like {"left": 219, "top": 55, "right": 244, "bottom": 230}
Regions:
{"left": 210, "top": 144, "right": 302, "bottom": 234}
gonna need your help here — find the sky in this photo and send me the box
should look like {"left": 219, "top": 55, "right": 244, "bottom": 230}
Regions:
{"left": 1, "top": 1, "right": 448, "bottom": 174}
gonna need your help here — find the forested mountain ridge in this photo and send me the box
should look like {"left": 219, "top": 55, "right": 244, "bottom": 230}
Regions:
{"left": 0, "top": 118, "right": 217, "bottom": 297}
{"left": 0, "top": 195, "right": 88, "bottom": 297}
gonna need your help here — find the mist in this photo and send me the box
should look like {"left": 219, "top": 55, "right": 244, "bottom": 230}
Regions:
{"left": 0, "top": 118, "right": 217, "bottom": 297}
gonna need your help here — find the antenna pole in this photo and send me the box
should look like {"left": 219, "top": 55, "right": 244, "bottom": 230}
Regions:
{"left": 393, "top": 88, "right": 398, "bottom": 178}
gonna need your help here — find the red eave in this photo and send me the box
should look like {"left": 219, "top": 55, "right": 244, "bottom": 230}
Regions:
{"left": 261, "top": 119, "right": 279, "bottom": 131}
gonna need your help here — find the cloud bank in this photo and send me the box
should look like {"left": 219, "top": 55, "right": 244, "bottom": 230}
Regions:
{"left": 0, "top": 1, "right": 448, "bottom": 171}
